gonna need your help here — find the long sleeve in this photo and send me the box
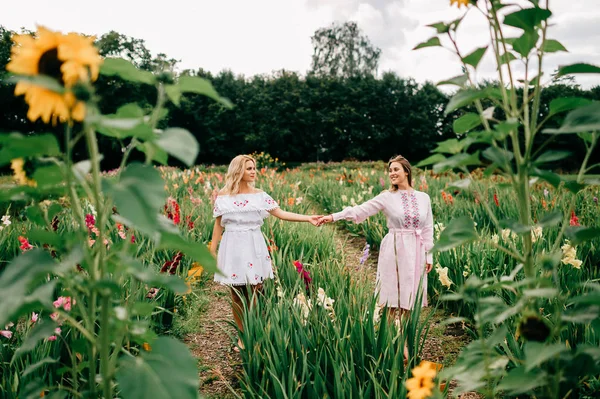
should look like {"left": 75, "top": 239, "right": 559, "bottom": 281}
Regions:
{"left": 332, "top": 192, "right": 387, "bottom": 224}
{"left": 422, "top": 196, "right": 434, "bottom": 264}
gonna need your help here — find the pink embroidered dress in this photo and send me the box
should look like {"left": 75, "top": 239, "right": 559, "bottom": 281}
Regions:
{"left": 213, "top": 191, "right": 279, "bottom": 286}
{"left": 333, "top": 189, "right": 434, "bottom": 309}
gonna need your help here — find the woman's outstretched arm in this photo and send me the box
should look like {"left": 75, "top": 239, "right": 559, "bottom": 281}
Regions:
{"left": 269, "top": 208, "right": 321, "bottom": 226}
{"left": 321, "top": 192, "right": 387, "bottom": 225}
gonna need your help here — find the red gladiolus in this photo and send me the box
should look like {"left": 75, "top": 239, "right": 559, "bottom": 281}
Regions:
{"left": 18, "top": 236, "right": 33, "bottom": 252}
{"left": 494, "top": 192, "right": 499, "bottom": 207}
{"left": 570, "top": 210, "right": 580, "bottom": 226}
{"left": 293, "top": 260, "right": 312, "bottom": 292}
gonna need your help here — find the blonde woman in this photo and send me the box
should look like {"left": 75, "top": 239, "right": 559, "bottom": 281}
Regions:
{"left": 318, "top": 155, "right": 434, "bottom": 357}
{"left": 210, "top": 154, "right": 321, "bottom": 350}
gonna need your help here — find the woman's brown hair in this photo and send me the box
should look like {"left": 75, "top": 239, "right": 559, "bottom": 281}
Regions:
{"left": 388, "top": 155, "right": 412, "bottom": 191}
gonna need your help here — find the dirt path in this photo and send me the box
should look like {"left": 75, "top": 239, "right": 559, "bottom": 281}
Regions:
{"left": 184, "top": 281, "right": 241, "bottom": 398}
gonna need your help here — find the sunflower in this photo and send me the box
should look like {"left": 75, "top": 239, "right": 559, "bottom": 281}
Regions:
{"left": 10, "top": 158, "right": 37, "bottom": 187}
{"left": 450, "top": 0, "right": 471, "bottom": 8}
{"left": 6, "top": 26, "right": 102, "bottom": 124}
{"left": 406, "top": 360, "right": 437, "bottom": 399}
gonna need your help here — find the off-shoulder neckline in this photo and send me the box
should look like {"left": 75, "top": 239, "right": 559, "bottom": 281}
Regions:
{"left": 217, "top": 191, "right": 264, "bottom": 198}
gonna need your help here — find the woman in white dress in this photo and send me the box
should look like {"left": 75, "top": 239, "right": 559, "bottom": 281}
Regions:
{"left": 210, "top": 154, "right": 321, "bottom": 350}
{"left": 318, "top": 155, "right": 434, "bottom": 357}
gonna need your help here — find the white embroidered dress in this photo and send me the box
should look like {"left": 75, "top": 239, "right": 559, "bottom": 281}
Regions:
{"left": 333, "top": 189, "right": 434, "bottom": 309}
{"left": 213, "top": 191, "right": 278, "bottom": 286}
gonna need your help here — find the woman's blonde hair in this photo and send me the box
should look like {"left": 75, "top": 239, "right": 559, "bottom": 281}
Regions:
{"left": 388, "top": 155, "right": 413, "bottom": 191}
{"left": 222, "top": 154, "right": 256, "bottom": 195}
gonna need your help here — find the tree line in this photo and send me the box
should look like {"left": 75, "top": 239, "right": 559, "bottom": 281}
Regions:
{"left": 0, "top": 24, "right": 598, "bottom": 171}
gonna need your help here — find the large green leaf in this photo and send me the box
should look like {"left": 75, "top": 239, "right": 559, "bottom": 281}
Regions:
{"left": 531, "top": 168, "right": 561, "bottom": 188}
{"left": 497, "top": 367, "right": 547, "bottom": 394}
{"left": 93, "top": 104, "right": 153, "bottom": 140}
{"left": 102, "top": 163, "right": 166, "bottom": 235}
{"left": 121, "top": 256, "right": 189, "bottom": 295}
{"left": 499, "top": 51, "right": 518, "bottom": 66}
{"left": 178, "top": 76, "right": 233, "bottom": 108}
{"left": 432, "top": 138, "right": 465, "bottom": 155}
{"left": 136, "top": 141, "right": 169, "bottom": 165}
{"left": 543, "top": 102, "right": 600, "bottom": 134}
{"left": 12, "top": 322, "right": 58, "bottom": 360}
{"left": 155, "top": 128, "right": 199, "bottom": 167}
{"left": 524, "top": 342, "right": 566, "bottom": 371}
{"left": 512, "top": 31, "right": 539, "bottom": 57}
{"left": 482, "top": 147, "right": 514, "bottom": 167}
{"left": 453, "top": 113, "right": 482, "bottom": 134}
{"left": 158, "top": 230, "right": 217, "bottom": 274}
{"left": 0, "top": 250, "right": 58, "bottom": 327}
{"left": 538, "top": 211, "right": 563, "bottom": 228}
{"left": 548, "top": 97, "right": 593, "bottom": 117}
{"left": 542, "top": 39, "right": 567, "bottom": 53}
{"left": 0, "top": 133, "right": 60, "bottom": 166}
{"left": 432, "top": 216, "right": 478, "bottom": 252}
{"left": 100, "top": 58, "right": 156, "bottom": 85}
{"left": 556, "top": 63, "right": 600, "bottom": 77}
{"left": 433, "top": 152, "right": 480, "bottom": 173}
{"left": 32, "top": 164, "right": 63, "bottom": 189}
{"left": 565, "top": 226, "right": 600, "bottom": 245}
{"left": 412, "top": 37, "right": 441, "bottom": 50}
{"left": 437, "top": 74, "right": 468, "bottom": 87}
{"left": 445, "top": 88, "right": 502, "bottom": 115}
{"left": 415, "top": 153, "right": 446, "bottom": 168}
{"left": 462, "top": 46, "right": 488, "bottom": 68}
{"left": 533, "top": 150, "right": 571, "bottom": 165}
{"left": 503, "top": 7, "right": 552, "bottom": 32}
{"left": 116, "top": 337, "right": 199, "bottom": 399}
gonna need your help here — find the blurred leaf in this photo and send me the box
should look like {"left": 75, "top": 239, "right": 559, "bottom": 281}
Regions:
{"left": 556, "top": 63, "right": 600, "bottom": 77}
{"left": 453, "top": 113, "right": 482, "bottom": 134}
{"left": 32, "top": 164, "right": 63, "bottom": 189}
{"left": 164, "top": 84, "right": 181, "bottom": 106}
{"left": 178, "top": 76, "right": 233, "bottom": 108}
{"left": 0, "top": 250, "right": 57, "bottom": 327}
{"left": 565, "top": 226, "right": 600, "bottom": 245}
{"left": 538, "top": 211, "right": 563, "bottom": 227}
{"left": 499, "top": 51, "right": 518, "bottom": 66}
{"left": 531, "top": 168, "right": 561, "bottom": 188}
{"left": 499, "top": 219, "right": 531, "bottom": 233}
{"left": 524, "top": 342, "right": 566, "bottom": 371}
{"left": 432, "top": 216, "right": 478, "bottom": 252}
{"left": 544, "top": 103, "right": 600, "bottom": 134}
{"left": 447, "top": 178, "right": 472, "bottom": 190}
{"left": 548, "top": 97, "right": 593, "bottom": 117}
{"left": 503, "top": 7, "right": 552, "bottom": 32}
{"left": 445, "top": 88, "right": 501, "bottom": 115}
{"left": 26, "top": 205, "right": 45, "bottom": 227}
{"left": 122, "top": 257, "right": 189, "bottom": 295}
{"left": 102, "top": 163, "right": 166, "bottom": 235}
{"left": 427, "top": 22, "right": 450, "bottom": 34}
{"left": 433, "top": 152, "right": 480, "bottom": 173}
{"left": 21, "top": 357, "right": 58, "bottom": 378}
{"left": 523, "top": 288, "right": 558, "bottom": 298}
{"left": 413, "top": 36, "right": 441, "bottom": 50}
{"left": 432, "top": 138, "right": 464, "bottom": 154}
{"left": 542, "top": 39, "right": 567, "bottom": 53}
{"left": 8, "top": 75, "right": 65, "bottom": 94}
{"left": 462, "top": 46, "right": 488, "bottom": 68}
{"left": 415, "top": 153, "right": 446, "bottom": 167}
{"left": 437, "top": 74, "right": 468, "bottom": 87}
{"left": 155, "top": 128, "right": 199, "bottom": 167}
{"left": 482, "top": 147, "right": 514, "bottom": 167}
{"left": 512, "top": 31, "right": 539, "bottom": 57}
{"left": 136, "top": 141, "right": 169, "bottom": 165}
{"left": 12, "top": 322, "right": 58, "bottom": 361}
{"left": 496, "top": 367, "right": 547, "bottom": 394}
{"left": 533, "top": 150, "right": 571, "bottom": 165}
{"left": 100, "top": 58, "right": 156, "bottom": 85}
{"left": 116, "top": 337, "right": 199, "bottom": 399}
{"left": 0, "top": 133, "right": 60, "bottom": 166}
{"left": 158, "top": 231, "right": 217, "bottom": 274}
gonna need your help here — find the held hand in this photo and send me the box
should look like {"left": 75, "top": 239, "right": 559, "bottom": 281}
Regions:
{"left": 317, "top": 215, "right": 334, "bottom": 226}
{"left": 308, "top": 215, "right": 322, "bottom": 226}
{"left": 425, "top": 263, "right": 433, "bottom": 273}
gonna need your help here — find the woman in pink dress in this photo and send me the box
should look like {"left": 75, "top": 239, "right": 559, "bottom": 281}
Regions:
{"left": 319, "top": 155, "right": 434, "bottom": 317}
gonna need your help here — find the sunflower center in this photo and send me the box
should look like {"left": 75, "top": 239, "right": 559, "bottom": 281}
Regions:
{"left": 38, "top": 48, "right": 64, "bottom": 85}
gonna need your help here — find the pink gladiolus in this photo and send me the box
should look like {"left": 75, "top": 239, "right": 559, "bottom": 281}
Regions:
{"left": 53, "top": 296, "right": 74, "bottom": 311}
{"left": 54, "top": 327, "right": 61, "bottom": 335}
{"left": 1, "top": 330, "right": 12, "bottom": 339}
{"left": 47, "top": 335, "right": 57, "bottom": 341}
{"left": 31, "top": 312, "right": 38, "bottom": 323}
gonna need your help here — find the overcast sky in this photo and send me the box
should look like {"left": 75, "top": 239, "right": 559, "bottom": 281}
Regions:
{"left": 3, "top": 0, "right": 599, "bottom": 88}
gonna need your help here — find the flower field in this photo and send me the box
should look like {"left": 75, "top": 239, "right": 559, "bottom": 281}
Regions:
{"left": 2, "top": 162, "right": 599, "bottom": 398}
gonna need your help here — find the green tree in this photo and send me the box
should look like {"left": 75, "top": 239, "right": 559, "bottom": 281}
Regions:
{"left": 310, "top": 21, "right": 381, "bottom": 79}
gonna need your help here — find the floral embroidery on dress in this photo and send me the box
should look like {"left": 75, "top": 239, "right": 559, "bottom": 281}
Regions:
{"left": 266, "top": 254, "right": 271, "bottom": 262}
{"left": 247, "top": 262, "right": 253, "bottom": 269}
{"left": 400, "top": 192, "right": 412, "bottom": 228}
{"left": 231, "top": 273, "right": 238, "bottom": 280}
{"left": 234, "top": 200, "right": 249, "bottom": 207}
{"left": 265, "top": 198, "right": 277, "bottom": 206}
{"left": 410, "top": 193, "right": 420, "bottom": 228}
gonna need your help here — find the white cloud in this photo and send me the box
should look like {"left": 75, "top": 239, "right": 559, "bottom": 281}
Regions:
{"left": 2, "top": 0, "right": 599, "bottom": 88}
